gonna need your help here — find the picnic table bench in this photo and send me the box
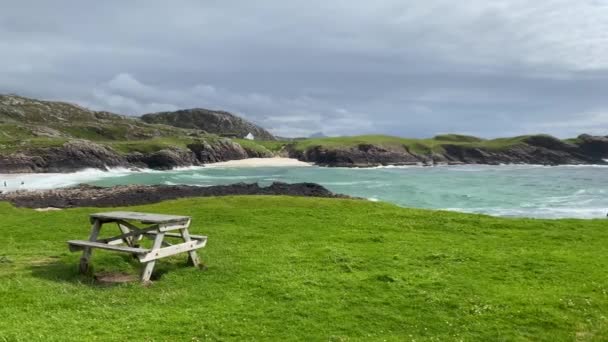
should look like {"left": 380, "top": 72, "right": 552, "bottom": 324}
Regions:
{"left": 67, "top": 211, "right": 207, "bottom": 282}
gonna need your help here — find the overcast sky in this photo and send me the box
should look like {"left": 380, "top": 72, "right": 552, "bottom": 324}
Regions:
{"left": 1, "top": 1, "right": 607, "bottom": 138}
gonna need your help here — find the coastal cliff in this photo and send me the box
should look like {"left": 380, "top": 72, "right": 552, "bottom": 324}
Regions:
{"left": 286, "top": 134, "right": 608, "bottom": 167}
{"left": 0, "top": 138, "right": 272, "bottom": 173}
{"left": 1, "top": 94, "right": 607, "bottom": 172}
{"left": 0, "top": 94, "right": 273, "bottom": 173}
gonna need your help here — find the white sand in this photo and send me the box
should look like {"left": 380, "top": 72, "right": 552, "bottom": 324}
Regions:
{"left": 206, "top": 158, "right": 312, "bottom": 168}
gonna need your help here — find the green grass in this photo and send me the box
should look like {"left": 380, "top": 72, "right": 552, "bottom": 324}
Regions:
{"left": 292, "top": 135, "right": 445, "bottom": 154}
{"left": 0, "top": 137, "right": 69, "bottom": 153}
{"left": 1, "top": 196, "right": 607, "bottom": 341}
{"left": 233, "top": 139, "right": 287, "bottom": 154}
{"left": 108, "top": 137, "right": 198, "bottom": 154}
{"left": 433, "top": 134, "right": 484, "bottom": 143}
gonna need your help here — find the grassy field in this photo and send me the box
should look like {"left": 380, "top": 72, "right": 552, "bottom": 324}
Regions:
{"left": 0, "top": 196, "right": 607, "bottom": 341}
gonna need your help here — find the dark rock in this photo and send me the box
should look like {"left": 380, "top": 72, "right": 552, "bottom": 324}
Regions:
{"left": 287, "top": 134, "right": 608, "bottom": 167}
{"left": 576, "top": 134, "right": 608, "bottom": 159}
{"left": 289, "top": 144, "right": 422, "bottom": 167}
{"left": 42, "top": 140, "right": 128, "bottom": 172}
{"left": 187, "top": 139, "right": 249, "bottom": 163}
{"left": 0, "top": 182, "right": 351, "bottom": 208}
{"left": 136, "top": 148, "right": 200, "bottom": 170}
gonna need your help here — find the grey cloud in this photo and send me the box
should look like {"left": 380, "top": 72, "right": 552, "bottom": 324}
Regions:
{"left": 1, "top": 0, "right": 607, "bottom": 138}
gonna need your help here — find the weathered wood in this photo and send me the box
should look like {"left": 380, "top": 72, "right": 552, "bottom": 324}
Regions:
{"left": 141, "top": 232, "right": 165, "bottom": 282}
{"left": 180, "top": 223, "right": 201, "bottom": 267}
{"left": 117, "top": 222, "right": 135, "bottom": 247}
{"left": 157, "top": 222, "right": 191, "bottom": 232}
{"left": 79, "top": 219, "right": 101, "bottom": 274}
{"left": 70, "top": 212, "right": 205, "bottom": 283}
{"left": 90, "top": 211, "right": 190, "bottom": 224}
{"left": 145, "top": 231, "right": 207, "bottom": 241}
{"left": 97, "top": 221, "right": 158, "bottom": 245}
{"left": 138, "top": 239, "right": 206, "bottom": 263}
{"left": 69, "top": 240, "right": 149, "bottom": 254}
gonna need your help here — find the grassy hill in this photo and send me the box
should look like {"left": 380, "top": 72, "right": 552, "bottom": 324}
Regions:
{"left": 286, "top": 134, "right": 565, "bottom": 154}
{"left": 1, "top": 196, "right": 607, "bottom": 340}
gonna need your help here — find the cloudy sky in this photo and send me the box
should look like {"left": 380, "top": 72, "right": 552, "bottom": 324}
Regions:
{"left": 1, "top": 0, "right": 607, "bottom": 138}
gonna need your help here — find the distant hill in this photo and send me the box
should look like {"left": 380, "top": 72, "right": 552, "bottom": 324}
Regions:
{"left": 309, "top": 132, "right": 327, "bottom": 138}
{"left": 0, "top": 94, "right": 186, "bottom": 141}
{"left": 0, "top": 94, "right": 273, "bottom": 173}
{"left": 141, "top": 108, "right": 275, "bottom": 140}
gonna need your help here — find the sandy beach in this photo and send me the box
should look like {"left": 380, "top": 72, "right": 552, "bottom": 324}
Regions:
{"left": 206, "top": 157, "right": 312, "bottom": 168}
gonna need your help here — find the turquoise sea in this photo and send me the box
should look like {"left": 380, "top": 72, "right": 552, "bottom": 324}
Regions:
{"left": 4, "top": 164, "right": 607, "bottom": 219}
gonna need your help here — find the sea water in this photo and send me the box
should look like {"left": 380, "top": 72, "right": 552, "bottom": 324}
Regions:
{"left": 2, "top": 164, "right": 607, "bottom": 219}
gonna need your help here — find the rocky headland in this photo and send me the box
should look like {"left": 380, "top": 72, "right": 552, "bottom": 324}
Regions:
{"left": 1, "top": 94, "right": 607, "bottom": 172}
{"left": 0, "top": 182, "right": 349, "bottom": 208}
{"left": 286, "top": 134, "right": 608, "bottom": 167}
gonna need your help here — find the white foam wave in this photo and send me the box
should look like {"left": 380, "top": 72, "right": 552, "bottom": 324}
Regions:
{"left": 443, "top": 206, "right": 607, "bottom": 219}
{"left": 0, "top": 167, "right": 140, "bottom": 192}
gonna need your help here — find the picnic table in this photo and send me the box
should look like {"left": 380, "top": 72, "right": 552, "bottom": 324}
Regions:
{"left": 68, "top": 211, "right": 207, "bottom": 282}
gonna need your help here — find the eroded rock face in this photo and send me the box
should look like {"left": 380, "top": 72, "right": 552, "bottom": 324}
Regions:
{"left": 0, "top": 140, "right": 129, "bottom": 173}
{"left": 289, "top": 144, "right": 423, "bottom": 167}
{"left": 130, "top": 148, "right": 200, "bottom": 170}
{"left": 576, "top": 134, "right": 608, "bottom": 159}
{"left": 43, "top": 140, "right": 129, "bottom": 172}
{"left": 187, "top": 139, "right": 250, "bottom": 163}
{"left": 0, "top": 182, "right": 350, "bottom": 208}
{"left": 287, "top": 135, "right": 608, "bottom": 167}
{"left": 0, "top": 137, "right": 276, "bottom": 173}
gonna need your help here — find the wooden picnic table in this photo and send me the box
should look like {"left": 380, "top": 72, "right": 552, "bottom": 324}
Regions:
{"left": 67, "top": 211, "right": 207, "bottom": 282}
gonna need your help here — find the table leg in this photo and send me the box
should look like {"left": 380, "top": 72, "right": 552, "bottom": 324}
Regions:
{"left": 117, "top": 222, "right": 140, "bottom": 247}
{"left": 79, "top": 219, "right": 102, "bottom": 274}
{"left": 180, "top": 227, "right": 200, "bottom": 267}
{"left": 141, "top": 232, "right": 165, "bottom": 282}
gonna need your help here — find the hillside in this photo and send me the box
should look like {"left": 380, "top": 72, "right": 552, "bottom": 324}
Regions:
{"left": 0, "top": 94, "right": 186, "bottom": 141}
{"left": 0, "top": 196, "right": 607, "bottom": 340}
{"left": 283, "top": 134, "right": 608, "bottom": 166}
{"left": 1, "top": 93, "right": 607, "bottom": 172}
{"left": 141, "top": 108, "right": 275, "bottom": 140}
{"left": 0, "top": 94, "right": 273, "bottom": 173}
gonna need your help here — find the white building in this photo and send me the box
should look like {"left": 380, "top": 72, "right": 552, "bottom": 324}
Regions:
{"left": 245, "top": 132, "right": 255, "bottom": 140}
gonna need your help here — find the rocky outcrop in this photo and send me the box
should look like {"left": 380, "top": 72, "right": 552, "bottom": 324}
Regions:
{"left": 0, "top": 138, "right": 273, "bottom": 173}
{"left": 126, "top": 148, "right": 200, "bottom": 170}
{"left": 0, "top": 140, "right": 129, "bottom": 173}
{"left": 141, "top": 108, "right": 275, "bottom": 140}
{"left": 289, "top": 144, "right": 423, "bottom": 167}
{"left": 187, "top": 139, "right": 250, "bottom": 163}
{"left": 287, "top": 134, "right": 608, "bottom": 167}
{"left": 576, "top": 134, "right": 608, "bottom": 159}
{"left": 0, "top": 182, "right": 350, "bottom": 208}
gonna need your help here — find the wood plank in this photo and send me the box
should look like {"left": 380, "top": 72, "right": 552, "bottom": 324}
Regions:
{"left": 141, "top": 232, "right": 165, "bottom": 282}
{"left": 79, "top": 219, "right": 101, "bottom": 274}
{"left": 90, "top": 211, "right": 190, "bottom": 224}
{"left": 97, "top": 222, "right": 159, "bottom": 245}
{"left": 180, "top": 226, "right": 201, "bottom": 267}
{"left": 117, "top": 222, "right": 135, "bottom": 247}
{"left": 158, "top": 222, "right": 191, "bottom": 232}
{"left": 68, "top": 240, "right": 149, "bottom": 254}
{"left": 145, "top": 231, "right": 207, "bottom": 241}
{"left": 138, "top": 239, "right": 206, "bottom": 263}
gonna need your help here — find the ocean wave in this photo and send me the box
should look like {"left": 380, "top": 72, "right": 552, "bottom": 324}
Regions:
{"left": 0, "top": 167, "right": 139, "bottom": 191}
{"left": 443, "top": 206, "right": 607, "bottom": 219}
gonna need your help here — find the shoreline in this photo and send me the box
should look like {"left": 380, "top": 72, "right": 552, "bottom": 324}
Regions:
{"left": 205, "top": 157, "right": 312, "bottom": 168}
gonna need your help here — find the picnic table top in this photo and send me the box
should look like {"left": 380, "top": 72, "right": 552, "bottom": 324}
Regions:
{"left": 90, "top": 211, "right": 191, "bottom": 224}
